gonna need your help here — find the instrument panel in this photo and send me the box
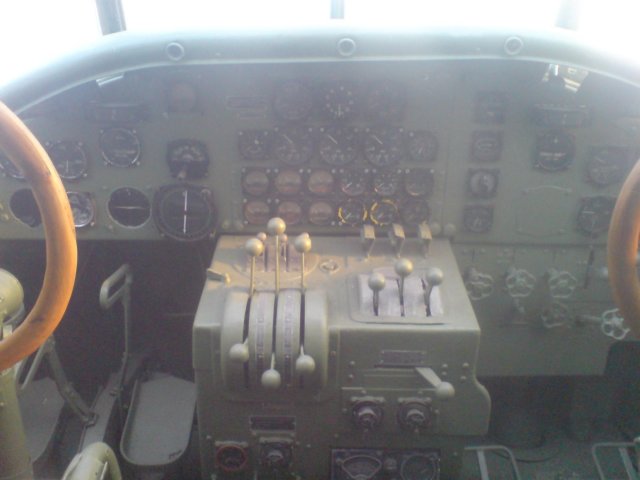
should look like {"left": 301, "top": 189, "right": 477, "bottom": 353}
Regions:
{"left": 0, "top": 60, "right": 636, "bottom": 246}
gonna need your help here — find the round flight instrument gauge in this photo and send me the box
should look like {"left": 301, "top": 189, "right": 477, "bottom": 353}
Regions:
{"left": 400, "top": 454, "right": 438, "bottom": 480}
{"left": 274, "top": 169, "right": 303, "bottom": 196}
{"left": 272, "top": 127, "right": 314, "bottom": 166}
{"left": 307, "top": 169, "right": 335, "bottom": 196}
{"left": 587, "top": 146, "right": 629, "bottom": 186}
{"left": 66, "top": 192, "right": 95, "bottom": 228}
{"left": 242, "top": 169, "right": 270, "bottom": 196}
{"left": 338, "top": 199, "right": 367, "bottom": 226}
{"left": 463, "top": 205, "right": 494, "bottom": 233}
{"left": 467, "top": 169, "right": 499, "bottom": 198}
{"left": 276, "top": 201, "right": 303, "bottom": 225}
{"left": 319, "top": 81, "right": 358, "bottom": 121}
{"left": 273, "top": 80, "right": 314, "bottom": 121}
{"left": 318, "top": 127, "right": 359, "bottom": 166}
{"left": 100, "top": 127, "right": 141, "bottom": 167}
{"left": 363, "top": 128, "right": 406, "bottom": 167}
{"left": 0, "top": 153, "right": 25, "bottom": 179}
{"left": 373, "top": 169, "right": 400, "bottom": 197}
{"left": 402, "top": 199, "right": 432, "bottom": 226}
{"left": 576, "top": 196, "right": 615, "bottom": 236}
{"left": 339, "top": 169, "right": 368, "bottom": 197}
{"left": 244, "top": 200, "right": 272, "bottom": 225}
{"left": 370, "top": 199, "right": 399, "bottom": 226}
{"left": 166, "top": 140, "right": 209, "bottom": 179}
{"left": 364, "top": 80, "right": 406, "bottom": 122}
{"left": 46, "top": 141, "right": 88, "bottom": 180}
{"left": 405, "top": 168, "right": 435, "bottom": 197}
{"left": 340, "top": 455, "right": 382, "bottom": 480}
{"left": 535, "top": 131, "right": 575, "bottom": 172}
{"left": 407, "top": 131, "right": 438, "bottom": 163}
{"left": 108, "top": 187, "right": 151, "bottom": 228}
{"left": 10, "top": 189, "right": 41, "bottom": 227}
{"left": 238, "top": 130, "right": 271, "bottom": 161}
{"left": 153, "top": 184, "right": 216, "bottom": 241}
{"left": 308, "top": 201, "right": 334, "bottom": 226}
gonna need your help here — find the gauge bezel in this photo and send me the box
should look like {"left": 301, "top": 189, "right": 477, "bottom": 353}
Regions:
{"left": 166, "top": 139, "right": 210, "bottom": 179}
{"left": 243, "top": 199, "right": 273, "bottom": 226}
{"left": 534, "top": 130, "right": 575, "bottom": 172}
{"left": 107, "top": 187, "right": 152, "bottom": 228}
{"left": 238, "top": 129, "right": 271, "bottom": 161}
{"left": 153, "top": 184, "right": 216, "bottom": 241}
{"left": 369, "top": 198, "right": 399, "bottom": 226}
{"left": 338, "top": 199, "right": 367, "bottom": 226}
{"left": 363, "top": 127, "right": 406, "bottom": 167}
{"left": 66, "top": 191, "right": 96, "bottom": 228}
{"left": 45, "top": 140, "right": 89, "bottom": 180}
{"left": 318, "top": 126, "right": 360, "bottom": 167}
{"left": 271, "top": 127, "right": 315, "bottom": 166}
{"left": 407, "top": 130, "right": 438, "bottom": 163}
{"left": 99, "top": 127, "right": 142, "bottom": 168}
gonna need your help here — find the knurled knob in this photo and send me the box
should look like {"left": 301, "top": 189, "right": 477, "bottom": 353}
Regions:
{"left": 368, "top": 272, "right": 386, "bottom": 293}
{"left": 267, "top": 217, "right": 286, "bottom": 236}
{"left": 394, "top": 258, "right": 414, "bottom": 278}
{"left": 245, "top": 238, "right": 265, "bottom": 258}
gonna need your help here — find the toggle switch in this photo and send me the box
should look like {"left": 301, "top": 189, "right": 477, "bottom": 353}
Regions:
{"left": 368, "top": 272, "right": 386, "bottom": 316}
{"left": 245, "top": 238, "right": 265, "bottom": 296}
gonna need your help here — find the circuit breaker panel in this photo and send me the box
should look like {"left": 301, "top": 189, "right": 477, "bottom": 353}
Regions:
{"left": 193, "top": 219, "right": 490, "bottom": 480}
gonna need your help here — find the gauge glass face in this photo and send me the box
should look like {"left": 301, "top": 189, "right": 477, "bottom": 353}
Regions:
{"left": 10, "top": 189, "right": 41, "bottom": 227}
{"left": 535, "top": 131, "right": 575, "bottom": 171}
{"left": 471, "top": 131, "right": 502, "bottom": 162}
{"left": 244, "top": 200, "right": 271, "bottom": 225}
{"left": 402, "top": 199, "right": 431, "bottom": 226}
{"left": 370, "top": 199, "right": 399, "bottom": 226}
{"left": 341, "top": 455, "right": 382, "bottom": 480}
{"left": 318, "top": 127, "right": 359, "bottom": 166}
{"left": 276, "top": 201, "right": 303, "bottom": 225}
{"left": 166, "top": 140, "right": 209, "bottom": 179}
{"left": 308, "top": 201, "right": 334, "bottom": 226}
{"left": 274, "top": 169, "right": 303, "bottom": 196}
{"left": 320, "top": 81, "right": 358, "bottom": 121}
{"left": 273, "top": 81, "right": 313, "bottom": 121}
{"left": 272, "top": 127, "right": 314, "bottom": 166}
{"left": 46, "top": 141, "right": 88, "bottom": 180}
{"left": 363, "top": 128, "right": 405, "bottom": 167}
{"left": 467, "top": 169, "right": 498, "bottom": 198}
{"left": 400, "top": 455, "right": 438, "bottom": 480}
{"left": 408, "top": 131, "right": 438, "bottom": 163}
{"left": 587, "top": 146, "right": 628, "bottom": 186}
{"left": 108, "top": 187, "right": 151, "bottom": 227}
{"left": 307, "top": 169, "right": 335, "bottom": 196}
{"left": 242, "top": 169, "right": 270, "bottom": 196}
{"left": 338, "top": 199, "right": 367, "bottom": 226}
{"left": 364, "top": 81, "right": 406, "bottom": 122}
{"left": 577, "top": 196, "right": 615, "bottom": 236}
{"left": 373, "top": 170, "right": 400, "bottom": 196}
{"left": 100, "top": 128, "right": 141, "bottom": 167}
{"left": 339, "top": 169, "right": 368, "bottom": 197}
{"left": 66, "top": 192, "right": 95, "bottom": 228}
{"left": 154, "top": 185, "right": 215, "bottom": 241}
{"left": 463, "top": 205, "right": 494, "bottom": 233}
{"left": 238, "top": 130, "right": 271, "bottom": 161}
{"left": 404, "top": 168, "right": 435, "bottom": 197}
{"left": 0, "top": 153, "right": 24, "bottom": 179}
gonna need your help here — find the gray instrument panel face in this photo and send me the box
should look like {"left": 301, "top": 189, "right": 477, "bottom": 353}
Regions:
{"left": 1, "top": 60, "right": 637, "bottom": 245}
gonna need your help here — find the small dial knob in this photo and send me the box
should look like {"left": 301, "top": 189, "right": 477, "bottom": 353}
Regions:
{"left": 394, "top": 258, "right": 414, "bottom": 278}
{"left": 245, "top": 238, "right": 265, "bottom": 258}
{"left": 368, "top": 272, "right": 386, "bottom": 293}
{"left": 267, "top": 217, "right": 287, "bottom": 236}
{"left": 352, "top": 401, "right": 384, "bottom": 431}
{"left": 398, "top": 401, "right": 434, "bottom": 430}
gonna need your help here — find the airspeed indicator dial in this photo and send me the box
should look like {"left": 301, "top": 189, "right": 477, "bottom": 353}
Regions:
{"left": 47, "top": 141, "right": 88, "bottom": 180}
